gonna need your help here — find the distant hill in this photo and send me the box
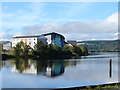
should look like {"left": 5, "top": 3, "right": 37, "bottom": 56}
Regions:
{"left": 77, "top": 39, "right": 120, "bottom": 52}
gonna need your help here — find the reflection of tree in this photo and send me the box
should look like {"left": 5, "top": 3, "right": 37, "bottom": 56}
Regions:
{"left": 0, "top": 62, "right": 2, "bottom": 70}
{"left": 15, "top": 59, "right": 29, "bottom": 73}
{"left": 12, "top": 58, "right": 78, "bottom": 77}
{"left": 36, "top": 60, "right": 47, "bottom": 74}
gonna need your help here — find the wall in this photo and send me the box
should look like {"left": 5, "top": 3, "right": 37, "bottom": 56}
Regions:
{"left": 12, "top": 37, "right": 37, "bottom": 48}
{"left": 44, "top": 35, "right": 52, "bottom": 45}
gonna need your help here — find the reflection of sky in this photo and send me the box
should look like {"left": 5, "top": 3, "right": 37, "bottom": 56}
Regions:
{"left": 2, "top": 52, "right": 119, "bottom": 88}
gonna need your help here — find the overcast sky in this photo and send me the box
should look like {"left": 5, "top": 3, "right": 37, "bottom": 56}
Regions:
{"left": 1, "top": 2, "right": 118, "bottom": 41}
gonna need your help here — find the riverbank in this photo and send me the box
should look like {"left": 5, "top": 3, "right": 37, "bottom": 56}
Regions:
{"left": 90, "top": 51, "right": 120, "bottom": 52}
{"left": 59, "top": 83, "right": 120, "bottom": 90}
{"left": 2, "top": 53, "right": 80, "bottom": 60}
{"left": 2, "top": 54, "right": 14, "bottom": 60}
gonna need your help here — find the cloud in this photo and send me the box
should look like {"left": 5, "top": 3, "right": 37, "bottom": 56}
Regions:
{"left": 2, "top": 2, "right": 118, "bottom": 41}
{"left": 0, "top": 32, "right": 12, "bottom": 41}
{"left": 105, "top": 12, "right": 118, "bottom": 24}
{"left": 0, "top": 28, "right": 13, "bottom": 41}
{"left": 21, "top": 12, "right": 118, "bottom": 41}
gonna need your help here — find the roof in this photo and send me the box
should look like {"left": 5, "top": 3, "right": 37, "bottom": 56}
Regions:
{"left": 13, "top": 35, "right": 42, "bottom": 38}
{"left": 13, "top": 32, "right": 65, "bottom": 39}
{"left": 43, "top": 32, "right": 65, "bottom": 39}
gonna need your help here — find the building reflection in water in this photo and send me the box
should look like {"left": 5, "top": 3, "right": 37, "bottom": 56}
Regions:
{"left": 12, "top": 59, "right": 37, "bottom": 75}
{"left": 11, "top": 59, "right": 77, "bottom": 77}
{"left": 45, "top": 61, "right": 65, "bottom": 77}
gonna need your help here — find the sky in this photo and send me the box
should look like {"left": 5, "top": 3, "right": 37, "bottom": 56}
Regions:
{"left": 1, "top": 2, "right": 118, "bottom": 41}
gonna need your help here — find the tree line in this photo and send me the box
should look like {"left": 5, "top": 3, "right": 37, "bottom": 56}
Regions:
{"left": 12, "top": 41, "right": 88, "bottom": 59}
{"left": 79, "top": 40, "right": 120, "bottom": 52}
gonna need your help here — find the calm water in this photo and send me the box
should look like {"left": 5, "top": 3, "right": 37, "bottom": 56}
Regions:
{"left": 0, "top": 52, "right": 119, "bottom": 88}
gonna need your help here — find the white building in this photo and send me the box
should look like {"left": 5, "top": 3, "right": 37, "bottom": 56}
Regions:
{"left": 1, "top": 41, "right": 12, "bottom": 50}
{"left": 12, "top": 35, "right": 47, "bottom": 48}
{"left": 12, "top": 32, "right": 65, "bottom": 48}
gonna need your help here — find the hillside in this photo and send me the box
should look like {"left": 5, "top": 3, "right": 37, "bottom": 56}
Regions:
{"left": 77, "top": 40, "right": 120, "bottom": 52}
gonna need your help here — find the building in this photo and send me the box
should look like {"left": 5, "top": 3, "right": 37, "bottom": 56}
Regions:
{"left": 45, "top": 64, "right": 64, "bottom": 77}
{"left": 43, "top": 32, "right": 65, "bottom": 47}
{"left": 12, "top": 35, "right": 47, "bottom": 48}
{"left": 12, "top": 32, "right": 65, "bottom": 48}
{"left": 1, "top": 41, "right": 12, "bottom": 50}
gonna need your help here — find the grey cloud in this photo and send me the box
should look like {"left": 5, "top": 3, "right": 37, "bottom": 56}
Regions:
{"left": 21, "top": 19, "right": 117, "bottom": 41}
{"left": 0, "top": 32, "right": 12, "bottom": 41}
{"left": 0, "top": 28, "right": 14, "bottom": 41}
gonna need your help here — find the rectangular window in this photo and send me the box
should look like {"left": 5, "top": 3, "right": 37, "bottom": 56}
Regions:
{"left": 29, "top": 42, "right": 31, "bottom": 45}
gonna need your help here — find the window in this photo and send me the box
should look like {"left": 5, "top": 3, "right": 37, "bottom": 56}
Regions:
{"left": 29, "top": 42, "right": 31, "bottom": 45}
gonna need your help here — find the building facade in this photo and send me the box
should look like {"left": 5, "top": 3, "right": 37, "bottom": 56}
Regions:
{"left": 1, "top": 41, "right": 12, "bottom": 50}
{"left": 12, "top": 36, "right": 47, "bottom": 48}
{"left": 12, "top": 32, "right": 65, "bottom": 48}
{"left": 43, "top": 32, "right": 65, "bottom": 47}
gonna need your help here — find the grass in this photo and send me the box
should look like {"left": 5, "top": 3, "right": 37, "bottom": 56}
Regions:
{"left": 75, "top": 83, "right": 120, "bottom": 90}
{"left": 59, "top": 83, "right": 120, "bottom": 90}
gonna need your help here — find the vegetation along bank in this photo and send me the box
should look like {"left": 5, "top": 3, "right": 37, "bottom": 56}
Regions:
{"left": 2, "top": 41, "right": 88, "bottom": 60}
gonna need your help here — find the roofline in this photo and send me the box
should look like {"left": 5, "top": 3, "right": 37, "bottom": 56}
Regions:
{"left": 43, "top": 32, "right": 65, "bottom": 39}
{"left": 13, "top": 35, "right": 42, "bottom": 38}
{"left": 13, "top": 32, "right": 65, "bottom": 39}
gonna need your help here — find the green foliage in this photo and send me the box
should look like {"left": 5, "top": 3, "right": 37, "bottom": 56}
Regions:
{"left": 12, "top": 41, "right": 88, "bottom": 59}
{"left": 73, "top": 46, "right": 83, "bottom": 56}
{"left": 31, "top": 41, "right": 88, "bottom": 59}
{"left": 75, "top": 83, "right": 120, "bottom": 90}
{"left": 12, "top": 41, "right": 30, "bottom": 57}
{"left": 32, "top": 41, "right": 48, "bottom": 58}
{"left": 78, "top": 46, "right": 88, "bottom": 56}
{"left": 62, "top": 45, "right": 72, "bottom": 55}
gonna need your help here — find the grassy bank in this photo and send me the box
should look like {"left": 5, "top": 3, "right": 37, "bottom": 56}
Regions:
{"left": 60, "top": 83, "right": 120, "bottom": 90}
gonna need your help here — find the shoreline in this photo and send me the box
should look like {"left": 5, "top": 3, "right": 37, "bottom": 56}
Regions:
{"left": 56, "top": 82, "right": 120, "bottom": 90}
{"left": 2, "top": 51, "right": 119, "bottom": 60}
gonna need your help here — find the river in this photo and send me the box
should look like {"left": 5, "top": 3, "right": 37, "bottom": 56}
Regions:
{"left": 0, "top": 52, "right": 119, "bottom": 89}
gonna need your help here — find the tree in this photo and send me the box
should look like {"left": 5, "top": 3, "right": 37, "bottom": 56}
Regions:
{"left": 78, "top": 46, "right": 88, "bottom": 56}
{"left": 63, "top": 45, "right": 72, "bottom": 56}
{"left": 32, "top": 41, "right": 48, "bottom": 58}
{"left": 31, "top": 42, "right": 89, "bottom": 59}
{"left": 52, "top": 45, "right": 63, "bottom": 54}
{"left": 12, "top": 41, "right": 30, "bottom": 57}
{"left": 73, "top": 46, "right": 83, "bottom": 56}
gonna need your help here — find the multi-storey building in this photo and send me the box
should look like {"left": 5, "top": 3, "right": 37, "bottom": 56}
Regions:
{"left": 12, "top": 35, "right": 47, "bottom": 48}
{"left": 43, "top": 32, "right": 65, "bottom": 47}
{"left": 12, "top": 32, "right": 65, "bottom": 48}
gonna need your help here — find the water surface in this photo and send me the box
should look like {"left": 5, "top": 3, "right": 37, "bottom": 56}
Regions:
{"left": 1, "top": 52, "right": 118, "bottom": 88}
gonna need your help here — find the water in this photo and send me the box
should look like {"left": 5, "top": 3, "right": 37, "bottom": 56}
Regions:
{"left": 0, "top": 52, "right": 118, "bottom": 88}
